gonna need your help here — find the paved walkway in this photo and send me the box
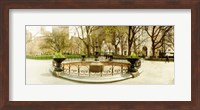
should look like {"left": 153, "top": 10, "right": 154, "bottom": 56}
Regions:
{"left": 26, "top": 59, "right": 174, "bottom": 85}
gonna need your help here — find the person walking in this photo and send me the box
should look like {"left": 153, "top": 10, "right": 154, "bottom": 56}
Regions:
{"left": 165, "top": 54, "right": 169, "bottom": 63}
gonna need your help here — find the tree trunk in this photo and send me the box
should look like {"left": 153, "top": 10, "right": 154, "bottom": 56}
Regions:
{"left": 92, "top": 46, "right": 95, "bottom": 55}
{"left": 121, "top": 45, "right": 124, "bottom": 56}
{"left": 152, "top": 45, "right": 155, "bottom": 58}
{"left": 133, "top": 39, "right": 137, "bottom": 54}
{"left": 99, "top": 45, "right": 102, "bottom": 55}
{"left": 114, "top": 45, "right": 118, "bottom": 55}
{"left": 128, "top": 44, "right": 131, "bottom": 56}
{"left": 86, "top": 45, "right": 90, "bottom": 57}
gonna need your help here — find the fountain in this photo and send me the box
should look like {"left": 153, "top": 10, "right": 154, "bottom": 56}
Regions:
{"left": 50, "top": 59, "right": 142, "bottom": 83}
{"left": 89, "top": 41, "right": 104, "bottom": 73}
{"left": 50, "top": 42, "right": 142, "bottom": 83}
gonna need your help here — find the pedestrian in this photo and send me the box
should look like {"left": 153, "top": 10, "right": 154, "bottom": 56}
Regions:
{"left": 165, "top": 54, "right": 169, "bottom": 63}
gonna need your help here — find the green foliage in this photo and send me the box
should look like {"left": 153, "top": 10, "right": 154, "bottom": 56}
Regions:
{"left": 88, "top": 55, "right": 95, "bottom": 58}
{"left": 146, "top": 58, "right": 174, "bottom": 62}
{"left": 65, "top": 54, "right": 95, "bottom": 58}
{"left": 65, "top": 54, "right": 81, "bottom": 58}
{"left": 26, "top": 55, "right": 53, "bottom": 60}
{"left": 128, "top": 52, "right": 139, "bottom": 58}
{"left": 26, "top": 54, "right": 95, "bottom": 60}
{"left": 136, "top": 49, "right": 146, "bottom": 56}
{"left": 54, "top": 52, "right": 65, "bottom": 58}
{"left": 103, "top": 26, "right": 126, "bottom": 43}
{"left": 40, "top": 29, "right": 70, "bottom": 53}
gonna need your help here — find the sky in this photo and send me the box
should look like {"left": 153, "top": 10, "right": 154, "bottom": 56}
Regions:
{"left": 26, "top": 26, "right": 52, "bottom": 37}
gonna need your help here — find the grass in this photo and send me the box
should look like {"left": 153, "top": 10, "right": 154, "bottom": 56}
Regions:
{"left": 65, "top": 54, "right": 96, "bottom": 58}
{"left": 26, "top": 54, "right": 96, "bottom": 60}
{"left": 145, "top": 58, "right": 174, "bottom": 62}
{"left": 26, "top": 54, "right": 174, "bottom": 62}
{"left": 64, "top": 54, "right": 81, "bottom": 58}
{"left": 26, "top": 55, "right": 53, "bottom": 60}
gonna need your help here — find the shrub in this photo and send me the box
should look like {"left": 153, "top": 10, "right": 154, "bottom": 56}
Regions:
{"left": 54, "top": 52, "right": 65, "bottom": 58}
{"left": 128, "top": 52, "right": 139, "bottom": 58}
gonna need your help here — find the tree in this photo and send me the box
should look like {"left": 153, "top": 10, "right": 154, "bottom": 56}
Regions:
{"left": 127, "top": 26, "right": 143, "bottom": 55}
{"left": 69, "top": 36, "right": 82, "bottom": 54}
{"left": 40, "top": 29, "right": 70, "bottom": 53}
{"left": 144, "top": 26, "right": 173, "bottom": 57}
{"left": 119, "top": 34, "right": 127, "bottom": 55}
{"left": 75, "top": 26, "right": 99, "bottom": 56}
{"left": 104, "top": 26, "right": 125, "bottom": 55}
{"left": 90, "top": 27, "right": 106, "bottom": 55}
{"left": 164, "top": 27, "right": 174, "bottom": 51}
{"left": 26, "top": 30, "right": 32, "bottom": 44}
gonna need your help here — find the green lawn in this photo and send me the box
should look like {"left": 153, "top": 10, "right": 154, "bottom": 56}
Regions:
{"left": 145, "top": 58, "right": 174, "bottom": 62}
{"left": 26, "top": 54, "right": 95, "bottom": 60}
{"left": 26, "top": 55, "right": 53, "bottom": 60}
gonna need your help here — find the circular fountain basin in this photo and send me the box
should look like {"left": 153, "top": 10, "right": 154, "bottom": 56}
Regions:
{"left": 50, "top": 61, "right": 142, "bottom": 83}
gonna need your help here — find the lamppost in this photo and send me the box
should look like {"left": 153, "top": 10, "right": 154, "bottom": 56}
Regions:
{"left": 95, "top": 41, "right": 99, "bottom": 61}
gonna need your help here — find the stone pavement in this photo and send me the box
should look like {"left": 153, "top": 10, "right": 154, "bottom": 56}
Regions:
{"left": 26, "top": 59, "right": 174, "bottom": 85}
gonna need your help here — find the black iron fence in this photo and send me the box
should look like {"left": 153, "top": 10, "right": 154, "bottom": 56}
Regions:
{"left": 61, "top": 61, "right": 129, "bottom": 77}
{"left": 52, "top": 56, "right": 142, "bottom": 77}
